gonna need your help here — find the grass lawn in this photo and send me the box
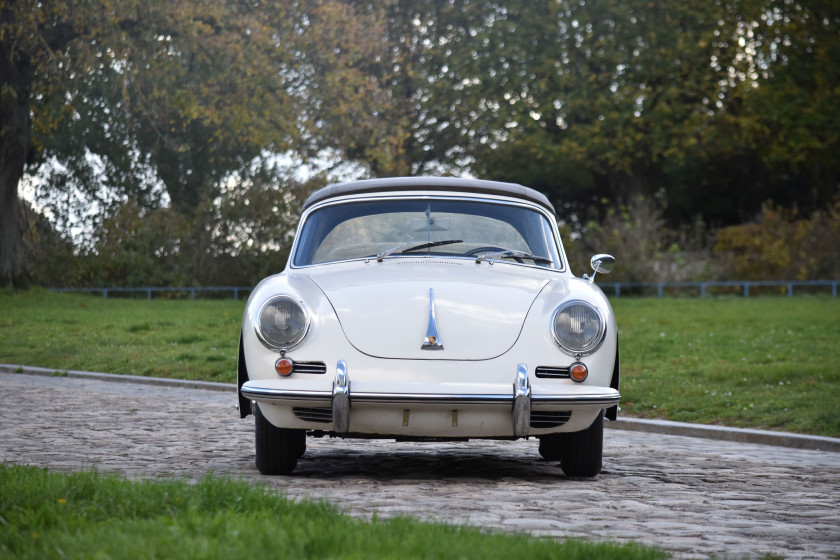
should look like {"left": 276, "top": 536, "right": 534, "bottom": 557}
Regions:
{"left": 1, "top": 289, "right": 838, "bottom": 436}
{"left": 613, "top": 297, "right": 840, "bottom": 437}
{"left": 0, "top": 289, "right": 243, "bottom": 383}
{"left": 0, "top": 464, "right": 665, "bottom": 560}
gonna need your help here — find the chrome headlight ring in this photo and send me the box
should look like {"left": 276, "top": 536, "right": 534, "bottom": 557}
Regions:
{"left": 551, "top": 300, "right": 606, "bottom": 356}
{"left": 254, "top": 295, "right": 311, "bottom": 351}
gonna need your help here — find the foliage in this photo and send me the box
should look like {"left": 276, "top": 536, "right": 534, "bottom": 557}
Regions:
{"left": 469, "top": 1, "right": 746, "bottom": 213}
{"left": 24, "top": 0, "right": 300, "bottom": 213}
{"left": 19, "top": 200, "right": 75, "bottom": 288}
{"left": 0, "top": 465, "right": 666, "bottom": 560}
{"left": 3, "top": 0, "right": 840, "bottom": 289}
{"left": 23, "top": 167, "right": 321, "bottom": 289}
{"left": 84, "top": 204, "right": 193, "bottom": 287}
{"left": 293, "top": 0, "right": 480, "bottom": 177}
{"left": 288, "top": 0, "right": 840, "bottom": 227}
{"left": 713, "top": 199, "right": 840, "bottom": 280}
{"left": 1, "top": 0, "right": 300, "bottom": 286}
{"left": 566, "top": 195, "right": 840, "bottom": 284}
{"left": 23, "top": 201, "right": 196, "bottom": 288}
{"left": 704, "top": 0, "right": 840, "bottom": 221}
{"left": 207, "top": 162, "right": 328, "bottom": 286}
{"left": 564, "top": 196, "right": 712, "bottom": 283}
{"left": 467, "top": 1, "right": 840, "bottom": 226}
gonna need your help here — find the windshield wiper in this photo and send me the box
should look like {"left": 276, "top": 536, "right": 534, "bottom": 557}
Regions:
{"left": 376, "top": 239, "right": 463, "bottom": 262}
{"left": 401, "top": 239, "right": 463, "bottom": 254}
{"left": 475, "top": 249, "right": 553, "bottom": 265}
{"left": 376, "top": 242, "right": 410, "bottom": 262}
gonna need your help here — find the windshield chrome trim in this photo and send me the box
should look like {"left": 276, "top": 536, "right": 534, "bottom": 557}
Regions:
{"left": 287, "top": 193, "right": 567, "bottom": 273}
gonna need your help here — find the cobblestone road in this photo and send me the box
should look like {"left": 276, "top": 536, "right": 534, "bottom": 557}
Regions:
{"left": 1, "top": 372, "right": 838, "bottom": 559}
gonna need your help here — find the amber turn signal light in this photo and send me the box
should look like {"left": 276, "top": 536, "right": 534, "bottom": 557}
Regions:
{"left": 275, "top": 357, "right": 294, "bottom": 376}
{"left": 569, "top": 362, "right": 588, "bottom": 382}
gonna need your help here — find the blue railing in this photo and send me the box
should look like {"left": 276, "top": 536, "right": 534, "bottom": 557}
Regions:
{"left": 49, "top": 286, "right": 253, "bottom": 300}
{"left": 599, "top": 280, "right": 838, "bottom": 298}
{"left": 49, "top": 280, "right": 838, "bottom": 300}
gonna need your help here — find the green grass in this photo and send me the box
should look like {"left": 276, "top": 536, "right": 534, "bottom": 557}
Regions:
{"left": 1, "top": 289, "right": 839, "bottom": 436}
{"left": 0, "top": 464, "right": 665, "bottom": 560}
{"left": 0, "top": 289, "right": 242, "bottom": 383}
{"left": 613, "top": 297, "right": 840, "bottom": 436}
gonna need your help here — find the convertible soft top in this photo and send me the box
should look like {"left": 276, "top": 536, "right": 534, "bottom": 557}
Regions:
{"left": 302, "top": 177, "right": 555, "bottom": 214}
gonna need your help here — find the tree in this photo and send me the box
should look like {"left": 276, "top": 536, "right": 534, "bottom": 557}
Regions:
{"left": 705, "top": 0, "right": 840, "bottom": 222}
{"left": 1, "top": 0, "right": 300, "bottom": 286}
{"left": 294, "top": 0, "right": 426, "bottom": 176}
{"left": 100, "top": 1, "right": 300, "bottom": 213}
{"left": 6, "top": 0, "right": 837, "bottom": 288}
{"left": 1, "top": 2, "right": 46, "bottom": 287}
{"left": 293, "top": 0, "right": 507, "bottom": 177}
{"left": 462, "top": 2, "right": 744, "bottom": 216}
{"left": 464, "top": 1, "right": 839, "bottom": 226}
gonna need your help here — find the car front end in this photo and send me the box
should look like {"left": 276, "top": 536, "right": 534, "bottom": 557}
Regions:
{"left": 238, "top": 178, "right": 619, "bottom": 476}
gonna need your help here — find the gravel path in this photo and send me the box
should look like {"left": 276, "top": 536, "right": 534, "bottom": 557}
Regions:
{"left": 1, "top": 372, "right": 838, "bottom": 559}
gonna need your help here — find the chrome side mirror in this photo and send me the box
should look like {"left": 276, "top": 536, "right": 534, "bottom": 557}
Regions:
{"left": 585, "top": 254, "right": 615, "bottom": 282}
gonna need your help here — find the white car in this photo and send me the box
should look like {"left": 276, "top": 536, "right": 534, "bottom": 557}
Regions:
{"left": 238, "top": 177, "right": 620, "bottom": 477}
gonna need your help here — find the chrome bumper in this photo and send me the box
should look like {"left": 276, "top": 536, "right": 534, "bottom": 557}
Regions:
{"left": 240, "top": 361, "right": 621, "bottom": 437}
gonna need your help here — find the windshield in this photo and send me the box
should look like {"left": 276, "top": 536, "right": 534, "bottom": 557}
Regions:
{"left": 293, "top": 198, "right": 562, "bottom": 269}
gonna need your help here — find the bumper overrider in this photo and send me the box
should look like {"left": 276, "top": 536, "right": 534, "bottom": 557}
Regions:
{"left": 240, "top": 361, "right": 621, "bottom": 437}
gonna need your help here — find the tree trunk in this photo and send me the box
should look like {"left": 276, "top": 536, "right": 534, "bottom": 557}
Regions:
{"left": 0, "top": 18, "right": 32, "bottom": 288}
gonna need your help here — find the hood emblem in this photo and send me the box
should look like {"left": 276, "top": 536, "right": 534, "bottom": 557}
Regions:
{"left": 421, "top": 288, "right": 444, "bottom": 350}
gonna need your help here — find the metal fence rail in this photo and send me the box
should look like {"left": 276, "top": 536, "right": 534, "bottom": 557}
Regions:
{"left": 599, "top": 280, "right": 839, "bottom": 298}
{"left": 49, "top": 280, "right": 838, "bottom": 300}
{"left": 49, "top": 286, "right": 253, "bottom": 300}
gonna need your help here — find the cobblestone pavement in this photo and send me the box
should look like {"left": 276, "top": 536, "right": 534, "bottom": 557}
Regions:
{"left": 2, "top": 372, "right": 838, "bottom": 559}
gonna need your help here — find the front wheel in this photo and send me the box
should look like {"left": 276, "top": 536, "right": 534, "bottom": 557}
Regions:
{"left": 558, "top": 411, "right": 604, "bottom": 477}
{"left": 254, "top": 404, "right": 305, "bottom": 475}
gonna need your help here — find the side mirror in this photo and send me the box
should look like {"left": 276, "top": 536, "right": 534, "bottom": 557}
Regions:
{"left": 586, "top": 254, "right": 615, "bottom": 282}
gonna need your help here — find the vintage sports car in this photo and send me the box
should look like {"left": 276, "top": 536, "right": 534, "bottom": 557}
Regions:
{"left": 238, "top": 177, "right": 619, "bottom": 477}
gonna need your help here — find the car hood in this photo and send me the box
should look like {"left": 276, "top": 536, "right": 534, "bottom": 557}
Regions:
{"left": 308, "top": 260, "right": 552, "bottom": 360}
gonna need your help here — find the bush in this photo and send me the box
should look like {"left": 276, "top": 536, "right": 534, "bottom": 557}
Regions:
{"left": 713, "top": 200, "right": 840, "bottom": 280}
{"left": 21, "top": 200, "right": 77, "bottom": 287}
{"left": 22, "top": 168, "right": 327, "bottom": 288}
{"left": 83, "top": 204, "right": 194, "bottom": 287}
{"left": 564, "top": 196, "right": 713, "bottom": 283}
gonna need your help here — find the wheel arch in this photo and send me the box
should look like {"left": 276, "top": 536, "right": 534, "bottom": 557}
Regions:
{"left": 238, "top": 332, "right": 252, "bottom": 418}
{"left": 605, "top": 339, "right": 619, "bottom": 421}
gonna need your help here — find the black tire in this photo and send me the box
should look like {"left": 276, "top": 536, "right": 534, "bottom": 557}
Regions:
{"left": 254, "top": 404, "right": 305, "bottom": 475}
{"left": 538, "top": 434, "right": 563, "bottom": 461}
{"left": 294, "top": 433, "right": 307, "bottom": 459}
{"left": 558, "top": 411, "right": 604, "bottom": 477}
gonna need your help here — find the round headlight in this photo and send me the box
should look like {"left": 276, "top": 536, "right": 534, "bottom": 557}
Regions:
{"left": 551, "top": 300, "right": 606, "bottom": 355}
{"left": 256, "top": 296, "right": 310, "bottom": 350}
